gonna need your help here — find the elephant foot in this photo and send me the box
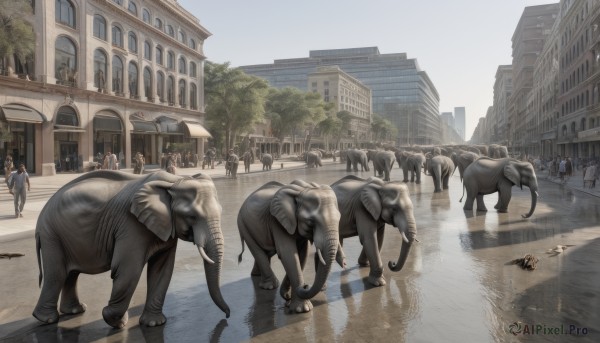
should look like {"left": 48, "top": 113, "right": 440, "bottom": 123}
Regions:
{"left": 416, "top": 181, "right": 421, "bottom": 184}
{"left": 286, "top": 298, "right": 313, "bottom": 313}
{"left": 497, "top": 209, "right": 508, "bottom": 213}
{"left": 32, "top": 306, "right": 60, "bottom": 324}
{"left": 493, "top": 204, "right": 500, "bottom": 210}
{"left": 402, "top": 180, "right": 408, "bottom": 183}
{"left": 367, "top": 274, "right": 386, "bottom": 287}
{"left": 251, "top": 263, "right": 261, "bottom": 276}
{"left": 59, "top": 301, "right": 87, "bottom": 315}
{"left": 463, "top": 206, "right": 473, "bottom": 211}
{"left": 358, "top": 256, "right": 369, "bottom": 267}
{"left": 476, "top": 208, "right": 488, "bottom": 212}
{"left": 102, "top": 306, "right": 129, "bottom": 329}
{"left": 259, "top": 277, "right": 279, "bottom": 290}
{"left": 434, "top": 189, "right": 442, "bottom": 193}
{"left": 279, "top": 277, "right": 291, "bottom": 300}
{"left": 140, "top": 311, "right": 167, "bottom": 327}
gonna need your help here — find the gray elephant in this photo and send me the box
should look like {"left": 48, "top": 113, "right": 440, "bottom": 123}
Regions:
{"left": 261, "top": 153, "right": 273, "bottom": 170}
{"left": 242, "top": 150, "right": 253, "bottom": 173}
{"left": 488, "top": 144, "right": 509, "bottom": 158}
{"left": 33, "top": 171, "right": 230, "bottom": 328}
{"left": 451, "top": 150, "right": 479, "bottom": 181}
{"left": 331, "top": 175, "right": 417, "bottom": 287}
{"left": 395, "top": 151, "right": 412, "bottom": 182}
{"left": 306, "top": 150, "right": 323, "bottom": 168}
{"left": 426, "top": 155, "right": 455, "bottom": 192}
{"left": 367, "top": 150, "right": 396, "bottom": 181}
{"left": 346, "top": 148, "right": 370, "bottom": 172}
{"left": 462, "top": 157, "right": 538, "bottom": 218}
{"left": 237, "top": 180, "right": 340, "bottom": 313}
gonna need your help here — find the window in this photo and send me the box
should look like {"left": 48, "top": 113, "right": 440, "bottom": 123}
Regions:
{"left": 128, "top": 32, "right": 137, "bottom": 53}
{"left": 144, "top": 41, "right": 151, "bottom": 60}
{"left": 93, "top": 15, "right": 106, "bottom": 40}
{"left": 166, "top": 25, "right": 174, "bottom": 37}
{"left": 56, "top": 106, "right": 79, "bottom": 126}
{"left": 112, "top": 55, "right": 123, "bottom": 93}
{"left": 178, "top": 30, "right": 185, "bottom": 43}
{"left": 93, "top": 49, "right": 107, "bottom": 90}
{"left": 56, "top": 0, "right": 75, "bottom": 28}
{"left": 571, "top": 122, "right": 576, "bottom": 133}
{"left": 155, "top": 18, "right": 162, "bottom": 30}
{"left": 142, "top": 8, "right": 150, "bottom": 24}
{"left": 189, "top": 39, "right": 196, "bottom": 49}
{"left": 167, "top": 51, "right": 174, "bottom": 70}
{"left": 178, "top": 79, "right": 186, "bottom": 106}
{"left": 143, "top": 67, "right": 152, "bottom": 99}
{"left": 55, "top": 36, "right": 77, "bottom": 85}
{"left": 128, "top": 61, "right": 138, "bottom": 97}
{"left": 190, "top": 83, "right": 197, "bottom": 109}
{"left": 112, "top": 26, "right": 123, "bottom": 48}
{"left": 156, "top": 46, "right": 163, "bottom": 65}
{"left": 128, "top": 1, "right": 137, "bottom": 16}
{"left": 167, "top": 76, "right": 175, "bottom": 105}
{"left": 189, "top": 62, "right": 197, "bottom": 77}
{"left": 157, "top": 71, "right": 165, "bottom": 101}
{"left": 113, "top": 0, "right": 123, "bottom": 5}
{"left": 178, "top": 56, "right": 186, "bottom": 74}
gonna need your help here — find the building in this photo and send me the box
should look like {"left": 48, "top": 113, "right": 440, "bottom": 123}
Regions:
{"left": 454, "top": 107, "right": 466, "bottom": 141}
{"left": 440, "top": 112, "right": 454, "bottom": 128}
{"left": 492, "top": 65, "right": 513, "bottom": 145}
{"left": 0, "top": 0, "right": 211, "bottom": 175}
{"left": 240, "top": 47, "right": 441, "bottom": 147}
{"left": 308, "top": 66, "right": 372, "bottom": 148}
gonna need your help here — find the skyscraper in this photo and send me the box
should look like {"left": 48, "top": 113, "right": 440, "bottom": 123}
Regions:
{"left": 454, "top": 107, "right": 466, "bottom": 141}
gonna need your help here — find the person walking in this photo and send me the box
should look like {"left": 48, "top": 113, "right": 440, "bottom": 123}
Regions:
{"left": 584, "top": 162, "right": 597, "bottom": 189}
{"left": 4, "top": 154, "right": 14, "bottom": 183}
{"left": 227, "top": 149, "right": 239, "bottom": 179}
{"left": 566, "top": 157, "right": 573, "bottom": 177}
{"left": 558, "top": 157, "right": 567, "bottom": 183}
{"left": 8, "top": 163, "right": 30, "bottom": 218}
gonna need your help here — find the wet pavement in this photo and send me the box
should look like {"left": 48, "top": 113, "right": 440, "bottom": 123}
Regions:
{"left": 1, "top": 162, "right": 599, "bottom": 342}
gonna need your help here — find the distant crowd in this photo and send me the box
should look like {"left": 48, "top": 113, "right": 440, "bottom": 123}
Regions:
{"left": 532, "top": 156, "right": 599, "bottom": 188}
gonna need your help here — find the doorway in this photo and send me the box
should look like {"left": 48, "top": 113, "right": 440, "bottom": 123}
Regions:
{"left": 59, "top": 142, "right": 78, "bottom": 172}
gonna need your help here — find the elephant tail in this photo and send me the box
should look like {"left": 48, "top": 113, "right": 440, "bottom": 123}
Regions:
{"left": 36, "top": 231, "right": 42, "bottom": 287}
{"left": 459, "top": 182, "right": 465, "bottom": 202}
{"left": 237, "top": 237, "right": 245, "bottom": 264}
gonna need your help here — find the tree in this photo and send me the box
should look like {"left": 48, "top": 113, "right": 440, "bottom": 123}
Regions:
{"left": 204, "top": 61, "right": 269, "bottom": 153}
{"left": 317, "top": 114, "right": 341, "bottom": 151}
{"left": 371, "top": 113, "right": 398, "bottom": 144}
{"left": 0, "top": 0, "right": 34, "bottom": 75}
{"left": 265, "top": 87, "right": 328, "bottom": 155}
{"left": 334, "top": 110, "right": 353, "bottom": 150}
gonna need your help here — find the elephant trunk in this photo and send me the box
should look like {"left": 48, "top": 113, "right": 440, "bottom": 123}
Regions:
{"left": 522, "top": 188, "right": 538, "bottom": 219}
{"left": 297, "top": 230, "right": 338, "bottom": 300}
{"left": 194, "top": 221, "right": 231, "bottom": 318}
{"left": 388, "top": 210, "right": 417, "bottom": 272}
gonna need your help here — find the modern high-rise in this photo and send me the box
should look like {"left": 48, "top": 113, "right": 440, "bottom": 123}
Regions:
{"left": 454, "top": 107, "right": 466, "bottom": 141}
{"left": 440, "top": 112, "right": 454, "bottom": 128}
{"left": 240, "top": 47, "right": 441, "bottom": 146}
{"left": 492, "top": 65, "right": 513, "bottom": 145}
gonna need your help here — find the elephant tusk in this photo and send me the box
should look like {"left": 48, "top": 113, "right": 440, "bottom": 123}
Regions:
{"left": 401, "top": 232, "right": 409, "bottom": 244}
{"left": 317, "top": 248, "right": 326, "bottom": 266}
{"left": 198, "top": 246, "right": 215, "bottom": 264}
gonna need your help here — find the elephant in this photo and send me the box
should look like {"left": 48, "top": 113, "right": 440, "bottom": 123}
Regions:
{"left": 32, "top": 171, "right": 230, "bottom": 328}
{"left": 396, "top": 151, "right": 425, "bottom": 183}
{"left": 346, "top": 148, "right": 370, "bottom": 172}
{"left": 395, "top": 151, "right": 412, "bottom": 182}
{"left": 237, "top": 180, "right": 341, "bottom": 313}
{"left": 367, "top": 150, "right": 396, "bottom": 181}
{"left": 462, "top": 157, "right": 538, "bottom": 218}
{"left": 451, "top": 151, "right": 480, "bottom": 182}
{"left": 426, "top": 155, "right": 455, "bottom": 192}
{"left": 242, "top": 150, "right": 253, "bottom": 173}
{"left": 306, "top": 150, "right": 323, "bottom": 168}
{"left": 331, "top": 175, "right": 417, "bottom": 286}
{"left": 261, "top": 153, "right": 273, "bottom": 170}
{"left": 488, "top": 144, "right": 509, "bottom": 158}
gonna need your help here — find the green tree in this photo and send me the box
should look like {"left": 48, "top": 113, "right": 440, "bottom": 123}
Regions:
{"left": 371, "top": 113, "right": 398, "bottom": 144}
{"left": 0, "top": 0, "right": 34, "bottom": 75}
{"left": 334, "top": 110, "right": 353, "bottom": 150}
{"left": 265, "top": 87, "right": 328, "bottom": 155}
{"left": 317, "top": 114, "right": 341, "bottom": 151}
{"left": 204, "top": 61, "right": 269, "bottom": 153}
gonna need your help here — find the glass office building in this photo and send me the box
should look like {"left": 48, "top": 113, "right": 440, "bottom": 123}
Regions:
{"left": 241, "top": 47, "right": 441, "bottom": 146}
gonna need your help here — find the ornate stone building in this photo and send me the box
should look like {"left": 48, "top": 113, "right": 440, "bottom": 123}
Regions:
{"left": 0, "top": 0, "right": 211, "bottom": 175}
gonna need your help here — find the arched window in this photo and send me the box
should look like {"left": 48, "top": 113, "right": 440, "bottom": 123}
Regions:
{"left": 178, "top": 79, "right": 186, "bottom": 107}
{"left": 56, "top": 0, "right": 75, "bottom": 28}
{"left": 166, "top": 25, "right": 174, "bottom": 37}
{"left": 93, "top": 49, "right": 107, "bottom": 90}
{"left": 112, "top": 25, "right": 123, "bottom": 48}
{"left": 167, "top": 51, "right": 174, "bottom": 70}
{"left": 93, "top": 15, "right": 106, "bottom": 40}
{"left": 143, "top": 67, "right": 152, "bottom": 100}
{"left": 155, "top": 18, "right": 162, "bottom": 30}
{"left": 144, "top": 41, "right": 151, "bottom": 60}
{"left": 178, "top": 30, "right": 185, "bottom": 43}
{"left": 156, "top": 46, "right": 163, "bottom": 65}
{"left": 581, "top": 118, "right": 586, "bottom": 131}
{"left": 189, "top": 62, "right": 197, "bottom": 77}
{"left": 55, "top": 36, "right": 77, "bottom": 85}
{"left": 190, "top": 83, "right": 197, "bottom": 110}
{"left": 571, "top": 122, "right": 576, "bottom": 133}
{"left": 142, "top": 8, "right": 151, "bottom": 23}
{"left": 128, "top": 1, "right": 137, "bottom": 15}
{"left": 562, "top": 125, "right": 567, "bottom": 136}
{"left": 112, "top": 55, "right": 123, "bottom": 93}
{"left": 56, "top": 106, "right": 79, "bottom": 126}
{"left": 189, "top": 39, "right": 196, "bottom": 50}
{"left": 128, "top": 61, "right": 138, "bottom": 97}
{"left": 128, "top": 31, "right": 137, "bottom": 53}
{"left": 157, "top": 71, "right": 165, "bottom": 101}
{"left": 178, "top": 56, "right": 186, "bottom": 74}
{"left": 167, "top": 76, "right": 174, "bottom": 105}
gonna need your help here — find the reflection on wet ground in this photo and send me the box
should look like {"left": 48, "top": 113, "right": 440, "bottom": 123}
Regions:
{"left": 1, "top": 164, "right": 599, "bottom": 342}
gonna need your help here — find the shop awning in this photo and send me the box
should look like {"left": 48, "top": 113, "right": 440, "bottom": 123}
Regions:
{"left": 1, "top": 104, "right": 45, "bottom": 123}
{"left": 131, "top": 120, "right": 159, "bottom": 133}
{"left": 183, "top": 121, "right": 211, "bottom": 138}
{"left": 54, "top": 125, "right": 86, "bottom": 133}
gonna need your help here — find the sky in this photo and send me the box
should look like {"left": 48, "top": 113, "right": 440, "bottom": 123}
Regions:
{"left": 178, "top": 0, "right": 557, "bottom": 141}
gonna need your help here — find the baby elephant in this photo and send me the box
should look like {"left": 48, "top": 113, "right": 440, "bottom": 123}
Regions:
{"left": 237, "top": 180, "right": 341, "bottom": 313}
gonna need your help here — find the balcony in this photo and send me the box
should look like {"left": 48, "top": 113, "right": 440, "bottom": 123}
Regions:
{"left": 576, "top": 128, "right": 600, "bottom": 142}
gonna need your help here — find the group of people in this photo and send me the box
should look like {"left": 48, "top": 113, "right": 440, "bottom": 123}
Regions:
{"left": 101, "top": 152, "right": 119, "bottom": 170}
{"left": 4, "top": 155, "right": 31, "bottom": 218}
{"left": 160, "top": 151, "right": 199, "bottom": 172}
{"left": 537, "top": 155, "right": 600, "bottom": 188}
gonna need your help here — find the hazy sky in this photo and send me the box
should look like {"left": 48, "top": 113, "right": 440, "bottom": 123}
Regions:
{"left": 178, "top": 0, "right": 557, "bottom": 140}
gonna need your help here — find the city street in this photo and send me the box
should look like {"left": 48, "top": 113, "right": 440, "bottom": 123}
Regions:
{"left": 1, "top": 162, "right": 599, "bottom": 342}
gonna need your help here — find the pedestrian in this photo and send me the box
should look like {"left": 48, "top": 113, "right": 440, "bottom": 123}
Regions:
{"left": 584, "top": 162, "right": 597, "bottom": 189}
{"left": 111, "top": 152, "right": 118, "bottom": 170}
{"left": 566, "top": 157, "right": 572, "bottom": 177}
{"left": 166, "top": 152, "right": 177, "bottom": 174}
{"left": 558, "top": 157, "right": 566, "bottom": 182}
{"left": 8, "top": 163, "right": 30, "bottom": 218}
{"left": 4, "top": 154, "right": 14, "bottom": 183}
{"left": 227, "top": 149, "right": 239, "bottom": 179}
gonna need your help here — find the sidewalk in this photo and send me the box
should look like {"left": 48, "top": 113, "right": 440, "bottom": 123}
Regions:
{"left": 0, "top": 157, "right": 319, "bottom": 241}
{"left": 538, "top": 168, "right": 600, "bottom": 197}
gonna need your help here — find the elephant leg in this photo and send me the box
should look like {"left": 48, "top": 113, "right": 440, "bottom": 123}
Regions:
{"left": 360, "top": 227, "right": 385, "bottom": 287}
{"left": 140, "top": 245, "right": 177, "bottom": 327}
{"left": 283, "top": 240, "right": 310, "bottom": 300}
{"left": 276, "top": 239, "right": 312, "bottom": 313}
{"left": 476, "top": 194, "right": 487, "bottom": 212}
{"left": 33, "top": 244, "right": 66, "bottom": 324}
{"left": 416, "top": 170, "right": 421, "bottom": 184}
{"left": 463, "top": 188, "right": 476, "bottom": 211}
{"left": 244, "top": 233, "right": 279, "bottom": 290}
{"left": 497, "top": 189, "right": 511, "bottom": 213}
{"left": 353, "top": 161, "right": 359, "bottom": 172}
{"left": 443, "top": 173, "right": 450, "bottom": 190}
{"left": 59, "top": 271, "right": 87, "bottom": 315}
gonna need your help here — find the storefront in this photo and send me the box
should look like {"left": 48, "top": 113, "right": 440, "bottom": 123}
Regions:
{"left": 130, "top": 115, "right": 159, "bottom": 165}
{"left": 54, "top": 105, "right": 85, "bottom": 172}
{"left": 93, "top": 110, "right": 124, "bottom": 166}
{"left": 0, "top": 104, "right": 45, "bottom": 174}
{"left": 157, "top": 116, "right": 184, "bottom": 153}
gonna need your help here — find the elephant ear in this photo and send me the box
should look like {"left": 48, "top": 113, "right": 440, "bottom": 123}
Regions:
{"left": 504, "top": 163, "right": 521, "bottom": 187}
{"left": 270, "top": 185, "right": 303, "bottom": 235}
{"left": 360, "top": 183, "right": 382, "bottom": 220}
{"left": 131, "top": 180, "right": 174, "bottom": 242}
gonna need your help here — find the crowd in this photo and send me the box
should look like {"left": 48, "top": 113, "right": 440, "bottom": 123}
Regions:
{"left": 535, "top": 156, "right": 599, "bottom": 188}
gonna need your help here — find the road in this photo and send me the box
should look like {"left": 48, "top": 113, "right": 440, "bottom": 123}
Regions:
{"left": 1, "top": 163, "right": 599, "bottom": 342}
